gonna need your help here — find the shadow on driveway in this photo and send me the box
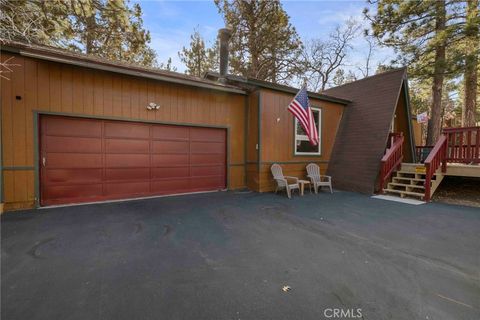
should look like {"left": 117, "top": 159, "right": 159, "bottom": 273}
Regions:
{"left": 2, "top": 191, "right": 479, "bottom": 320}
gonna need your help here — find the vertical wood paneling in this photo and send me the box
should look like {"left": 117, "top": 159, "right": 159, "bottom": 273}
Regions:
{"left": 138, "top": 79, "right": 148, "bottom": 120}
{"left": 121, "top": 77, "right": 130, "bottom": 118}
{"left": 1, "top": 54, "right": 14, "bottom": 167}
{"left": 49, "top": 63, "right": 62, "bottom": 112}
{"left": 37, "top": 61, "right": 50, "bottom": 110}
{"left": 24, "top": 58, "right": 37, "bottom": 166}
{"left": 111, "top": 75, "right": 122, "bottom": 117}
{"left": 147, "top": 81, "right": 156, "bottom": 121}
{"left": 3, "top": 171, "right": 15, "bottom": 202}
{"left": 130, "top": 79, "right": 139, "bottom": 119}
{"left": 72, "top": 66, "right": 84, "bottom": 114}
{"left": 83, "top": 69, "right": 94, "bottom": 115}
{"left": 12, "top": 56, "right": 26, "bottom": 166}
{"left": 94, "top": 73, "right": 104, "bottom": 116}
{"left": 61, "top": 65, "right": 73, "bottom": 113}
{"left": 171, "top": 85, "right": 178, "bottom": 122}
{"left": 154, "top": 81, "right": 164, "bottom": 121}
{"left": 103, "top": 74, "right": 113, "bottom": 116}
{"left": 177, "top": 85, "right": 185, "bottom": 122}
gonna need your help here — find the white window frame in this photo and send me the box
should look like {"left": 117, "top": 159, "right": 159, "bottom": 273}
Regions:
{"left": 294, "top": 107, "right": 322, "bottom": 156}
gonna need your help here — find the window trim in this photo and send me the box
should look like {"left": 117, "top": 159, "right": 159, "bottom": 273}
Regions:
{"left": 293, "top": 106, "right": 322, "bottom": 156}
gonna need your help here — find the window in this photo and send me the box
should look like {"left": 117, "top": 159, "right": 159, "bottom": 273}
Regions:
{"left": 294, "top": 107, "right": 321, "bottom": 155}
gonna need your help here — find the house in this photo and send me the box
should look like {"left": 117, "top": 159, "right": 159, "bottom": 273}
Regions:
{"left": 0, "top": 31, "right": 416, "bottom": 212}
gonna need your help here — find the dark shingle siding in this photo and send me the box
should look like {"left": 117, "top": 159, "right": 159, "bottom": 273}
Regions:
{"left": 323, "top": 68, "right": 407, "bottom": 194}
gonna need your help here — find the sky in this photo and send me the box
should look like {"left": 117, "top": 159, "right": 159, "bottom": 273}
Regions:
{"left": 138, "top": 0, "right": 394, "bottom": 76}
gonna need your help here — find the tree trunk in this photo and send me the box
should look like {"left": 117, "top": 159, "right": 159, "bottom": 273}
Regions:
{"left": 85, "top": 14, "right": 96, "bottom": 54}
{"left": 426, "top": 0, "right": 446, "bottom": 145}
{"left": 463, "top": 0, "right": 479, "bottom": 127}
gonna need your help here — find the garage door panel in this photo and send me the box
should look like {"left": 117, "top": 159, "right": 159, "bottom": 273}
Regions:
{"left": 104, "top": 121, "right": 150, "bottom": 139}
{"left": 45, "top": 117, "right": 102, "bottom": 137}
{"left": 152, "top": 125, "right": 189, "bottom": 140}
{"left": 190, "top": 142, "right": 224, "bottom": 154}
{"left": 44, "top": 184, "right": 103, "bottom": 200}
{"left": 105, "top": 168, "right": 150, "bottom": 181}
{"left": 190, "top": 176, "right": 224, "bottom": 190}
{"left": 45, "top": 136, "right": 102, "bottom": 153}
{"left": 45, "top": 169, "right": 103, "bottom": 184}
{"left": 47, "top": 153, "right": 102, "bottom": 168}
{"left": 104, "top": 182, "right": 150, "bottom": 196}
{"left": 151, "top": 179, "right": 190, "bottom": 193}
{"left": 41, "top": 116, "right": 226, "bottom": 205}
{"left": 191, "top": 154, "right": 224, "bottom": 164}
{"left": 190, "top": 165, "right": 224, "bottom": 177}
{"left": 152, "top": 141, "right": 189, "bottom": 154}
{"left": 105, "top": 154, "right": 149, "bottom": 168}
{"left": 106, "top": 139, "right": 149, "bottom": 153}
{"left": 190, "top": 128, "right": 225, "bottom": 142}
{"left": 151, "top": 167, "right": 189, "bottom": 179}
{"left": 151, "top": 154, "right": 189, "bottom": 166}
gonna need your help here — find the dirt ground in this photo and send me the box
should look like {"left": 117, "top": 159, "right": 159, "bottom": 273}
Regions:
{"left": 433, "top": 176, "right": 480, "bottom": 208}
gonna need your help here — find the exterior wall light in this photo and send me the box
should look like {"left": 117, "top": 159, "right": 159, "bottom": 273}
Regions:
{"left": 146, "top": 102, "right": 160, "bottom": 110}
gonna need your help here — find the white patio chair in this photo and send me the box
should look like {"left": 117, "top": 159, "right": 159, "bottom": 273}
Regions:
{"left": 270, "top": 163, "right": 300, "bottom": 199}
{"left": 306, "top": 163, "right": 333, "bottom": 194}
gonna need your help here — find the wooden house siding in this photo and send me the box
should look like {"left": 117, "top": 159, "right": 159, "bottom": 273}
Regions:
{"left": 1, "top": 53, "right": 247, "bottom": 211}
{"left": 257, "top": 88, "right": 345, "bottom": 192}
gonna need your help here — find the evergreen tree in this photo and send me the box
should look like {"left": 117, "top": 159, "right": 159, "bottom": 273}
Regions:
{"left": 462, "top": 0, "right": 479, "bottom": 126}
{"left": 158, "top": 58, "right": 178, "bottom": 72}
{"left": 365, "top": 0, "right": 464, "bottom": 144}
{"left": 178, "top": 29, "right": 218, "bottom": 77}
{"left": 0, "top": 0, "right": 157, "bottom": 67}
{"left": 214, "top": 0, "right": 302, "bottom": 83}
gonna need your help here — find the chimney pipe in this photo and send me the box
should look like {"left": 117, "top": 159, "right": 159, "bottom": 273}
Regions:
{"left": 218, "top": 28, "right": 232, "bottom": 83}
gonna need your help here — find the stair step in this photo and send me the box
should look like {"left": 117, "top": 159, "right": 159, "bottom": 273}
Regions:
{"left": 388, "top": 182, "right": 425, "bottom": 189}
{"left": 383, "top": 188, "right": 425, "bottom": 199}
{"left": 392, "top": 177, "right": 426, "bottom": 183}
{"left": 396, "top": 171, "right": 437, "bottom": 176}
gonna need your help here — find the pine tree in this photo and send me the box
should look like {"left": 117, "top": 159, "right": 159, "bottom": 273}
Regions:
{"left": 0, "top": 0, "right": 157, "bottom": 67}
{"left": 365, "top": 0, "right": 464, "bottom": 144}
{"left": 463, "top": 0, "right": 479, "bottom": 126}
{"left": 214, "top": 0, "right": 302, "bottom": 83}
{"left": 178, "top": 29, "right": 218, "bottom": 77}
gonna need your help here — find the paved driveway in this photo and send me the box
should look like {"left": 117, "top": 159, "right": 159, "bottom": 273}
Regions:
{"left": 2, "top": 191, "right": 479, "bottom": 320}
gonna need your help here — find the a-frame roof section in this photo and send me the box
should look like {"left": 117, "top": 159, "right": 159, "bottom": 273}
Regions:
{"left": 323, "top": 68, "right": 408, "bottom": 194}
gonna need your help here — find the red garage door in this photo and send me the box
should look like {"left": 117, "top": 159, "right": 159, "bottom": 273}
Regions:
{"left": 40, "top": 115, "right": 226, "bottom": 206}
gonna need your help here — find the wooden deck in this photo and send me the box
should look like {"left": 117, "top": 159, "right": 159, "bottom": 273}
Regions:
{"left": 401, "top": 162, "right": 480, "bottom": 177}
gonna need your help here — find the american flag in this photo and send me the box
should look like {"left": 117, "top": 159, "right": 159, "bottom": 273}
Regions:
{"left": 287, "top": 86, "right": 318, "bottom": 146}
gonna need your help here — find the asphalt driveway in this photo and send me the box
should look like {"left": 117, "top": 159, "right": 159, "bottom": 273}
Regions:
{"left": 2, "top": 191, "right": 479, "bottom": 320}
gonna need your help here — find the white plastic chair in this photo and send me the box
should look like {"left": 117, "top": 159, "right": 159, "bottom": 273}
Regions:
{"left": 306, "top": 163, "right": 333, "bottom": 194}
{"left": 270, "top": 164, "right": 300, "bottom": 199}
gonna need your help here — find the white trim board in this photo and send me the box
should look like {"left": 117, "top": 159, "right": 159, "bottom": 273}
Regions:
{"left": 371, "top": 195, "right": 425, "bottom": 205}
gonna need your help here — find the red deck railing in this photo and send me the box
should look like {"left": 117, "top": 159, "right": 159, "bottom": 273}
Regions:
{"left": 424, "top": 135, "right": 448, "bottom": 202}
{"left": 443, "top": 126, "right": 480, "bottom": 164}
{"left": 423, "top": 126, "right": 479, "bottom": 201}
{"left": 379, "top": 132, "right": 404, "bottom": 192}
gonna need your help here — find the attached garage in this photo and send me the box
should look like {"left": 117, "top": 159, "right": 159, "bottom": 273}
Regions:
{"left": 40, "top": 115, "right": 226, "bottom": 206}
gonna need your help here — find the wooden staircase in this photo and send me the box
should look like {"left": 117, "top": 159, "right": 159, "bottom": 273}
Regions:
{"left": 378, "top": 126, "right": 479, "bottom": 202}
{"left": 383, "top": 163, "right": 444, "bottom": 201}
